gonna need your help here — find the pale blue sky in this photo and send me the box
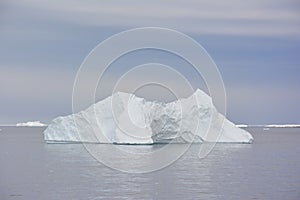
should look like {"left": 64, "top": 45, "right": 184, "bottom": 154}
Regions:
{"left": 0, "top": 0, "right": 300, "bottom": 124}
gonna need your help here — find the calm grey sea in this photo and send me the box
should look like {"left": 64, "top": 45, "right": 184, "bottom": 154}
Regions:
{"left": 0, "top": 127, "right": 299, "bottom": 200}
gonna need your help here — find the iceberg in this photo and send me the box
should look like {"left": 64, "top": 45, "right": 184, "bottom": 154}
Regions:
{"left": 264, "top": 124, "right": 300, "bottom": 128}
{"left": 17, "top": 121, "right": 47, "bottom": 127}
{"left": 44, "top": 89, "right": 253, "bottom": 144}
{"left": 236, "top": 124, "right": 248, "bottom": 128}
{"left": 236, "top": 124, "right": 300, "bottom": 128}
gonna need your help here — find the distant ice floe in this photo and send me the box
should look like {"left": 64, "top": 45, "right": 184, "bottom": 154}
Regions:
{"left": 16, "top": 121, "right": 47, "bottom": 127}
{"left": 236, "top": 124, "right": 300, "bottom": 128}
{"left": 264, "top": 124, "right": 300, "bottom": 128}
{"left": 236, "top": 124, "right": 248, "bottom": 128}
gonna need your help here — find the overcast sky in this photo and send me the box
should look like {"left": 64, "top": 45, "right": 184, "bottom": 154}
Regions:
{"left": 0, "top": 0, "right": 300, "bottom": 124}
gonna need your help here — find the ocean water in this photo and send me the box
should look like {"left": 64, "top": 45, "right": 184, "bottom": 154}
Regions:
{"left": 0, "top": 127, "right": 299, "bottom": 200}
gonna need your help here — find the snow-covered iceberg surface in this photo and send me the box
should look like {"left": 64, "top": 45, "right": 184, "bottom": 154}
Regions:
{"left": 17, "top": 121, "right": 47, "bottom": 127}
{"left": 44, "top": 89, "right": 253, "bottom": 144}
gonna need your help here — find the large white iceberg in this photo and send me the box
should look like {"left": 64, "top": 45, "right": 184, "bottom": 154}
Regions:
{"left": 44, "top": 89, "right": 253, "bottom": 144}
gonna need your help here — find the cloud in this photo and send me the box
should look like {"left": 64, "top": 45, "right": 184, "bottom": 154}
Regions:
{"left": 0, "top": 65, "right": 76, "bottom": 123}
{"left": 1, "top": 0, "right": 300, "bottom": 124}
{"left": 10, "top": 0, "right": 300, "bottom": 38}
{"left": 226, "top": 84, "right": 300, "bottom": 124}
{"left": 0, "top": 65, "right": 75, "bottom": 105}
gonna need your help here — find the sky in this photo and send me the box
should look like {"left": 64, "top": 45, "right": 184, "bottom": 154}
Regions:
{"left": 0, "top": 0, "right": 300, "bottom": 124}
